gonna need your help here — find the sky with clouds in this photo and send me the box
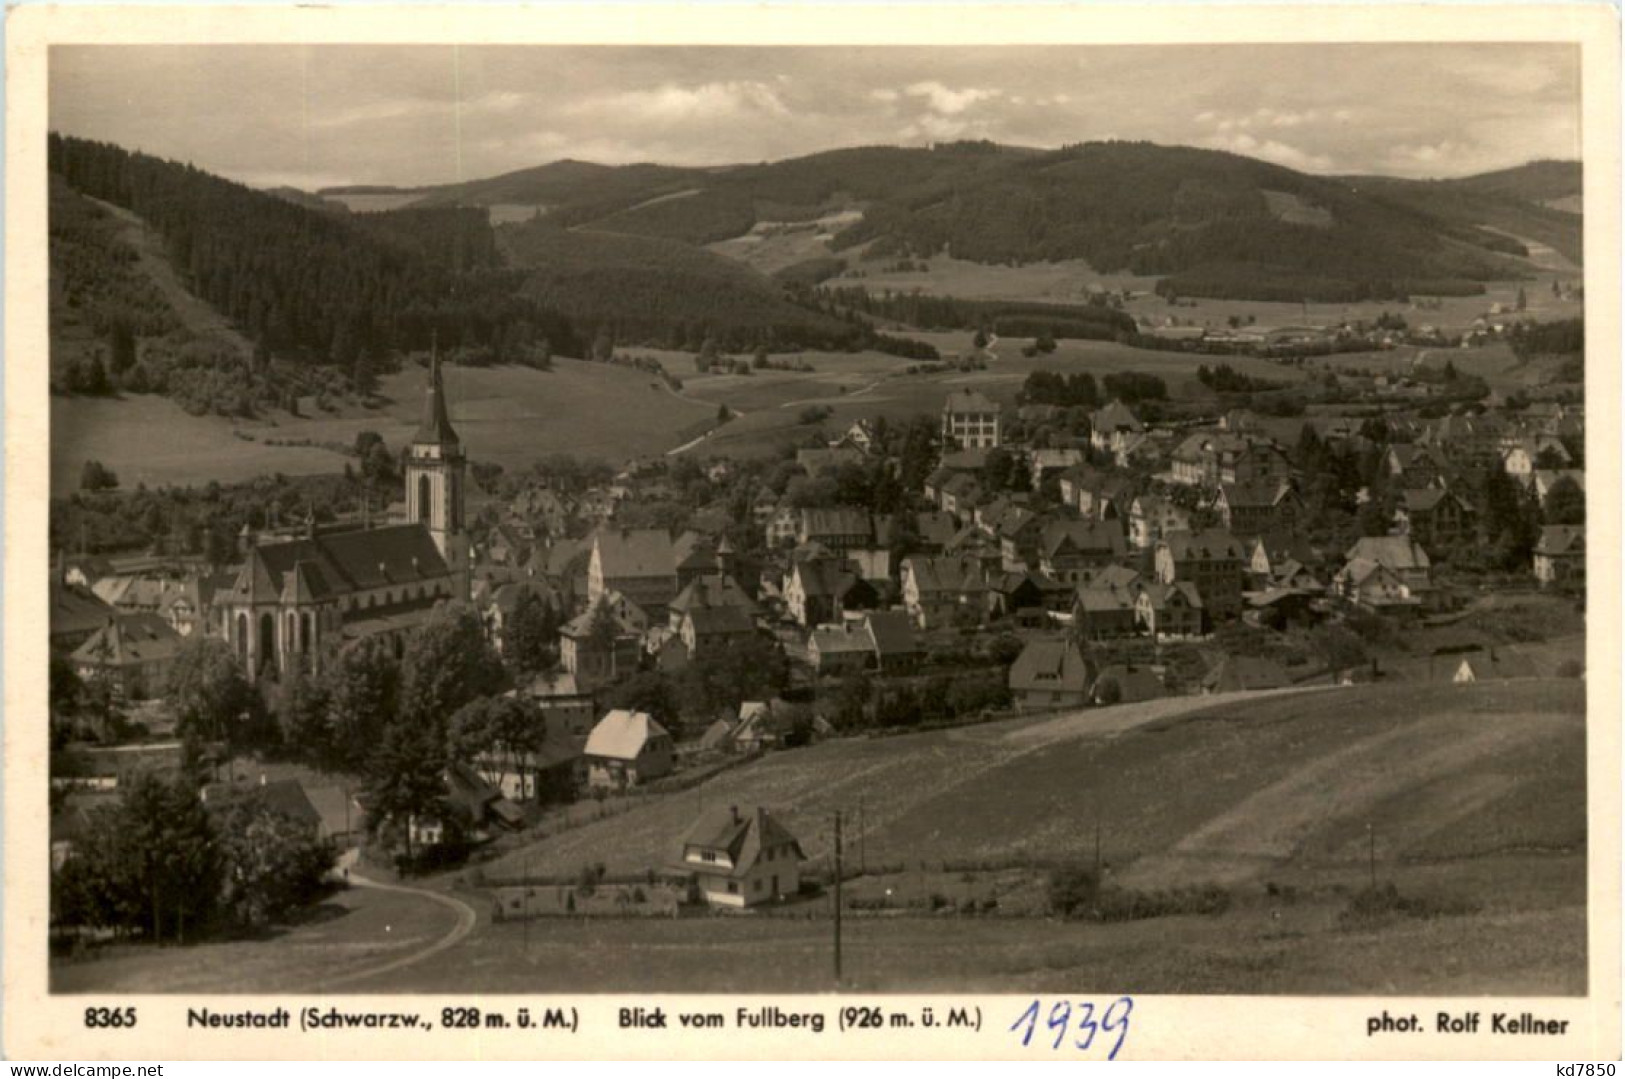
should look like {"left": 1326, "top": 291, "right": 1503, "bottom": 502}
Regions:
{"left": 50, "top": 44, "right": 1580, "bottom": 191}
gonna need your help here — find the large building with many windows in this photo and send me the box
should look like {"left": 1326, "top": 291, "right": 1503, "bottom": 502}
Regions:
{"left": 218, "top": 351, "right": 470, "bottom": 681}
{"left": 941, "top": 390, "right": 1003, "bottom": 449}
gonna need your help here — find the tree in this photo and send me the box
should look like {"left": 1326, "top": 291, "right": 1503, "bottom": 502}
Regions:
{"left": 1543, "top": 476, "right": 1585, "bottom": 525}
{"left": 447, "top": 695, "right": 545, "bottom": 799}
{"left": 399, "top": 603, "right": 507, "bottom": 733}
{"left": 167, "top": 637, "right": 259, "bottom": 755}
{"left": 973, "top": 328, "right": 990, "bottom": 350}
{"left": 362, "top": 722, "right": 446, "bottom": 864}
{"left": 604, "top": 671, "right": 680, "bottom": 730}
{"left": 321, "top": 638, "right": 400, "bottom": 772}
{"left": 216, "top": 794, "right": 336, "bottom": 928}
{"left": 502, "top": 588, "right": 559, "bottom": 677}
{"left": 274, "top": 666, "right": 332, "bottom": 764}
{"left": 80, "top": 459, "right": 120, "bottom": 491}
{"left": 53, "top": 772, "right": 220, "bottom": 942}
{"left": 1515, "top": 285, "right": 1528, "bottom": 312}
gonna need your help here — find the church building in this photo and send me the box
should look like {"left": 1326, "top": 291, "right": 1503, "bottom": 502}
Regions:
{"left": 219, "top": 351, "right": 472, "bottom": 682}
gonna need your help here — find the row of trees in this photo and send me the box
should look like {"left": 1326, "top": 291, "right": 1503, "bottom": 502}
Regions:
{"left": 53, "top": 771, "right": 334, "bottom": 940}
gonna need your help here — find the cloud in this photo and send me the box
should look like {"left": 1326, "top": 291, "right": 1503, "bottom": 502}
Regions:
{"left": 563, "top": 80, "right": 789, "bottom": 123}
{"left": 1200, "top": 131, "right": 1334, "bottom": 172}
{"left": 869, "top": 88, "right": 899, "bottom": 103}
{"left": 903, "top": 80, "right": 1000, "bottom": 115}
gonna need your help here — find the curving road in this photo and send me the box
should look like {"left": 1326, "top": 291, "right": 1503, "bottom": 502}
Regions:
{"left": 322, "top": 872, "right": 478, "bottom": 989}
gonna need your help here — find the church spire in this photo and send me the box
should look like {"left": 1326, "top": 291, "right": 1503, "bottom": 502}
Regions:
{"left": 413, "top": 334, "right": 460, "bottom": 446}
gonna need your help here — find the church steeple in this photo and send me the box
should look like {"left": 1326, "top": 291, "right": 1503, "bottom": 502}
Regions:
{"left": 406, "top": 337, "right": 469, "bottom": 600}
{"left": 413, "top": 338, "right": 460, "bottom": 447}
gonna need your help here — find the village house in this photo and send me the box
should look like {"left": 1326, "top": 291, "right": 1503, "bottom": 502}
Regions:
{"left": 1135, "top": 581, "right": 1205, "bottom": 639}
{"left": 672, "top": 805, "right": 805, "bottom": 908}
{"left": 1089, "top": 400, "right": 1144, "bottom": 455}
{"left": 1060, "top": 468, "right": 1133, "bottom": 521}
{"left": 51, "top": 580, "right": 118, "bottom": 655}
{"left": 1393, "top": 488, "right": 1475, "bottom": 552}
{"left": 1154, "top": 530, "right": 1247, "bottom": 619}
{"left": 1037, "top": 519, "right": 1129, "bottom": 586}
{"left": 1342, "top": 536, "right": 1434, "bottom": 603}
{"left": 1534, "top": 525, "right": 1585, "bottom": 587}
{"left": 558, "top": 600, "right": 643, "bottom": 691}
{"left": 70, "top": 613, "right": 187, "bottom": 700}
{"left": 783, "top": 558, "right": 879, "bottom": 628}
{"left": 941, "top": 389, "right": 1003, "bottom": 449}
{"left": 1027, "top": 447, "right": 1086, "bottom": 490}
{"left": 990, "top": 570, "right": 1074, "bottom": 622}
{"left": 1503, "top": 436, "right": 1573, "bottom": 478}
{"left": 1214, "top": 481, "right": 1302, "bottom": 536}
{"left": 1525, "top": 469, "right": 1586, "bottom": 509}
{"left": 519, "top": 671, "right": 597, "bottom": 738}
{"left": 1090, "top": 664, "right": 1164, "bottom": 705}
{"left": 588, "top": 528, "right": 679, "bottom": 622}
{"left": 1128, "top": 494, "right": 1192, "bottom": 550}
{"left": 1073, "top": 584, "right": 1141, "bottom": 640}
{"left": 1008, "top": 637, "right": 1096, "bottom": 710}
{"left": 583, "top": 710, "right": 675, "bottom": 790}
{"left": 679, "top": 604, "right": 758, "bottom": 660}
{"left": 900, "top": 555, "right": 990, "bottom": 629}
{"left": 807, "top": 622, "right": 875, "bottom": 676}
{"left": 1332, "top": 559, "right": 1421, "bottom": 616}
{"left": 797, "top": 507, "right": 874, "bottom": 554}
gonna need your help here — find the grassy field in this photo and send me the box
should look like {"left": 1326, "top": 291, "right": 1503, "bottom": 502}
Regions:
{"left": 830, "top": 245, "right": 1583, "bottom": 337}
{"left": 51, "top": 358, "right": 715, "bottom": 494}
{"left": 51, "top": 880, "right": 460, "bottom": 994}
{"left": 478, "top": 681, "right": 1583, "bottom": 883}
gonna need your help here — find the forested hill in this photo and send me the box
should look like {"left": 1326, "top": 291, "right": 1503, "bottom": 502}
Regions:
{"left": 49, "top": 133, "right": 581, "bottom": 415}
{"left": 327, "top": 140, "right": 1569, "bottom": 303}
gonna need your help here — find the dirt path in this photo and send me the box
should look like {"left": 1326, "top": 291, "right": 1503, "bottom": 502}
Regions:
{"left": 322, "top": 874, "right": 478, "bottom": 989}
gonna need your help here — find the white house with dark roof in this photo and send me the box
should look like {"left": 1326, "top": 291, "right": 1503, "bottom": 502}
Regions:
{"left": 941, "top": 389, "right": 1003, "bottom": 449}
{"left": 672, "top": 805, "right": 805, "bottom": 907}
{"left": 583, "top": 710, "right": 674, "bottom": 790}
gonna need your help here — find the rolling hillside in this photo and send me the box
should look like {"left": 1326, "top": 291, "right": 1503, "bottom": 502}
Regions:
{"left": 497, "top": 220, "right": 856, "bottom": 349}
{"left": 327, "top": 140, "right": 1575, "bottom": 303}
{"left": 482, "top": 680, "right": 1584, "bottom": 888}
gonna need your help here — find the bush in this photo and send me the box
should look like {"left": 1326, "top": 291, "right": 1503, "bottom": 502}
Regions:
{"left": 1046, "top": 865, "right": 1101, "bottom": 918}
{"left": 1339, "top": 882, "right": 1480, "bottom": 928}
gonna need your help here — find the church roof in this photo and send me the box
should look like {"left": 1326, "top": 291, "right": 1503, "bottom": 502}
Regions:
{"left": 231, "top": 524, "right": 450, "bottom": 604}
{"left": 413, "top": 348, "right": 460, "bottom": 447}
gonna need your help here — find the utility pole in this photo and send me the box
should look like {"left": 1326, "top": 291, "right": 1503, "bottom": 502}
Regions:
{"left": 523, "top": 846, "right": 531, "bottom": 955}
{"left": 833, "top": 810, "right": 843, "bottom": 986}
{"left": 1367, "top": 822, "right": 1377, "bottom": 891}
{"left": 858, "top": 794, "right": 867, "bottom": 875}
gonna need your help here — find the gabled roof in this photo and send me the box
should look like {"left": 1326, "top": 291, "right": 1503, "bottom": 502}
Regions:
{"left": 810, "top": 623, "right": 874, "bottom": 657}
{"left": 594, "top": 528, "right": 676, "bottom": 579}
{"left": 1040, "top": 519, "right": 1127, "bottom": 560}
{"left": 51, "top": 581, "right": 116, "bottom": 640}
{"left": 1161, "top": 529, "right": 1246, "bottom": 563}
{"left": 943, "top": 389, "right": 999, "bottom": 414}
{"left": 1075, "top": 587, "right": 1137, "bottom": 614}
{"left": 1345, "top": 535, "right": 1431, "bottom": 571}
{"left": 1009, "top": 638, "right": 1095, "bottom": 694}
{"left": 1092, "top": 665, "right": 1163, "bottom": 703}
{"left": 584, "top": 710, "right": 669, "bottom": 761}
{"left": 1139, "top": 581, "right": 1204, "bottom": 610}
{"left": 1536, "top": 525, "right": 1584, "bottom": 556}
{"left": 799, "top": 507, "right": 873, "bottom": 539}
{"left": 676, "top": 805, "right": 804, "bottom": 876}
{"left": 864, "top": 610, "right": 920, "bottom": 657}
{"left": 670, "top": 574, "right": 756, "bottom": 618}
{"left": 230, "top": 524, "right": 450, "bottom": 603}
{"left": 1091, "top": 399, "right": 1143, "bottom": 433}
{"left": 71, "top": 613, "right": 184, "bottom": 667}
{"left": 684, "top": 605, "right": 756, "bottom": 637}
{"left": 903, "top": 555, "right": 987, "bottom": 595}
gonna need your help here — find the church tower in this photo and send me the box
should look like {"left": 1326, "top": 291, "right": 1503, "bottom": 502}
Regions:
{"left": 406, "top": 344, "right": 470, "bottom": 599}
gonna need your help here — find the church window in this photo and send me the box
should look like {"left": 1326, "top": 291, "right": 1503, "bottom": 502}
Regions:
{"left": 418, "top": 475, "right": 432, "bottom": 524}
{"left": 300, "top": 613, "right": 311, "bottom": 653}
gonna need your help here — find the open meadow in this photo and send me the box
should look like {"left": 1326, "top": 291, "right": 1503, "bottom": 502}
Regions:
{"left": 51, "top": 358, "right": 715, "bottom": 494}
